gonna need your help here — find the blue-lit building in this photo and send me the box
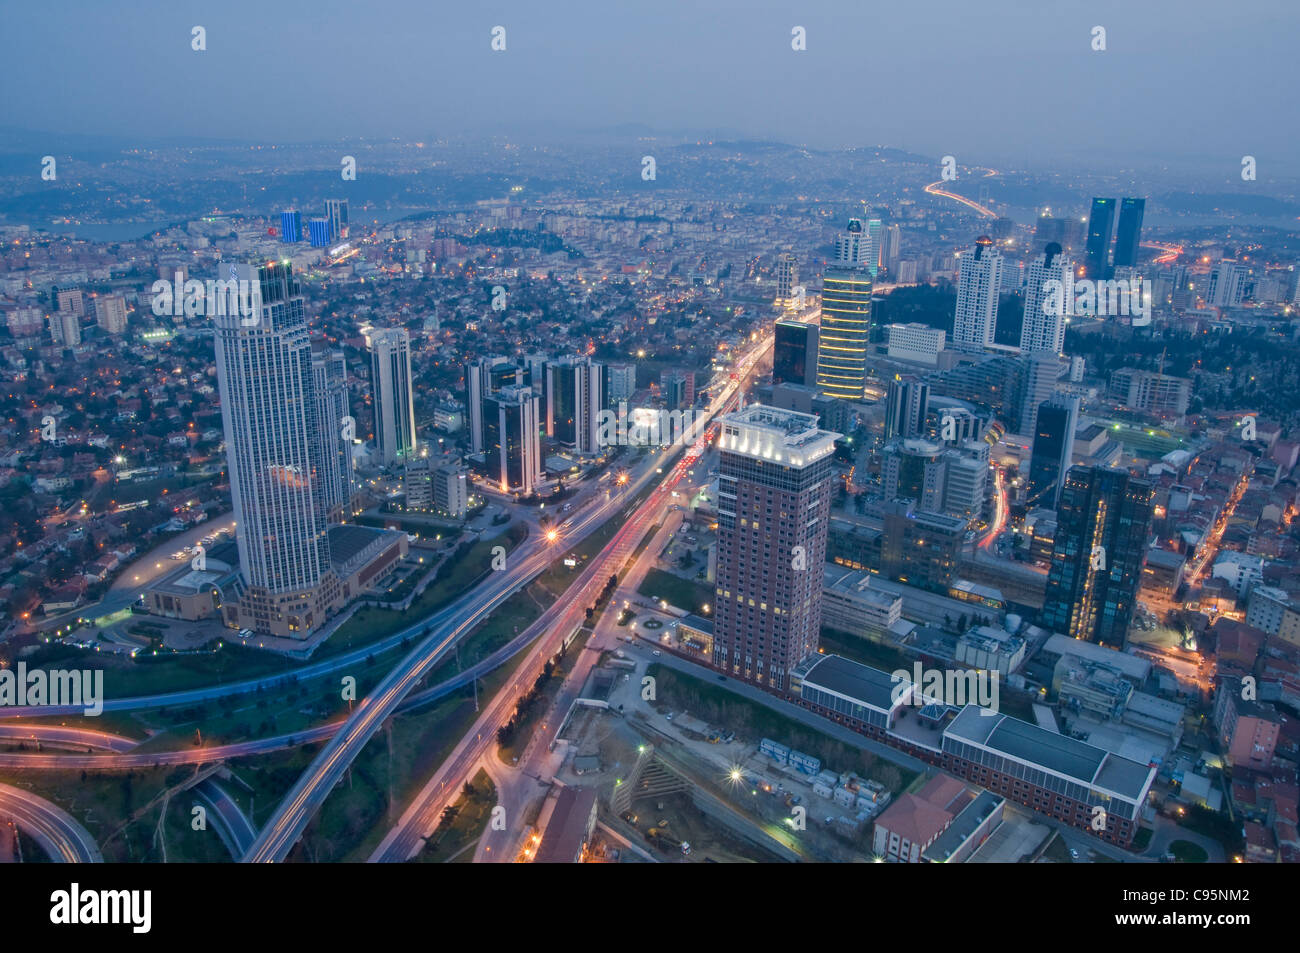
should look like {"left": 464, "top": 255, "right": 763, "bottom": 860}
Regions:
{"left": 308, "top": 218, "right": 331, "bottom": 248}
{"left": 280, "top": 209, "right": 302, "bottom": 243}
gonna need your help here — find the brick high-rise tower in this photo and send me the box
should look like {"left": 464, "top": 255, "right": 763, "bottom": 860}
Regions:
{"left": 713, "top": 405, "right": 841, "bottom": 691}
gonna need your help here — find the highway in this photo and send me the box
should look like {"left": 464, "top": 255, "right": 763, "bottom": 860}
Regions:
{"left": 368, "top": 336, "right": 772, "bottom": 862}
{"left": 0, "top": 780, "right": 103, "bottom": 862}
{"left": 0, "top": 724, "right": 139, "bottom": 752}
{"left": 238, "top": 366, "right": 752, "bottom": 863}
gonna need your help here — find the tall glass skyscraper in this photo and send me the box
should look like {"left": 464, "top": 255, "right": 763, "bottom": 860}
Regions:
{"left": 1113, "top": 197, "right": 1146, "bottom": 270}
{"left": 280, "top": 209, "right": 301, "bottom": 243}
{"left": 773, "top": 319, "right": 819, "bottom": 387}
{"left": 1040, "top": 466, "right": 1154, "bottom": 648}
{"left": 1084, "top": 197, "right": 1117, "bottom": 279}
{"left": 213, "top": 261, "right": 333, "bottom": 633}
{"left": 368, "top": 327, "right": 417, "bottom": 467}
{"left": 816, "top": 221, "right": 873, "bottom": 400}
{"left": 1026, "top": 395, "right": 1078, "bottom": 509}
{"left": 325, "top": 198, "right": 349, "bottom": 242}
{"left": 311, "top": 339, "right": 353, "bottom": 520}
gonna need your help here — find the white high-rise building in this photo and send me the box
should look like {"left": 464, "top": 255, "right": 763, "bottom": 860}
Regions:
{"left": 835, "top": 219, "right": 869, "bottom": 266}
{"left": 94, "top": 295, "right": 128, "bottom": 335}
{"left": 1206, "top": 261, "right": 1249, "bottom": 307}
{"left": 49, "top": 310, "right": 82, "bottom": 346}
{"left": 775, "top": 253, "right": 798, "bottom": 304}
{"left": 213, "top": 262, "right": 333, "bottom": 633}
{"left": 885, "top": 323, "right": 946, "bottom": 365}
{"left": 953, "top": 236, "right": 1002, "bottom": 352}
{"left": 1020, "top": 243, "right": 1073, "bottom": 355}
{"left": 368, "top": 327, "right": 417, "bottom": 467}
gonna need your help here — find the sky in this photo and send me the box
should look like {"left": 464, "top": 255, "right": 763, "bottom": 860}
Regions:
{"left": 3, "top": 0, "right": 1298, "bottom": 178}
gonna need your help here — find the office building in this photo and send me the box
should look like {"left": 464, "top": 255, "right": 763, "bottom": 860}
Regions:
{"left": 885, "top": 323, "right": 945, "bottom": 365}
{"left": 880, "top": 501, "right": 965, "bottom": 590}
{"left": 1113, "top": 198, "right": 1145, "bottom": 269}
{"left": 1020, "top": 242, "right": 1072, "bottom": 355}
{"left": 213, "top": 261, "right": 335, "bottom": 636}
{"left": 816, "top": 260, "right": 873, "bottom": 400}
{"left": 867, "top": 219, "right": 883, "bottom": 279}
{"left": 56, "top": 288, "right": 85, "bottom": 316}
{"left": 1026, "top": 395, "right": 1079, "bottom": 509}
{"left": 713, "top": 405, "right": 840, "bottom": 691}
{"left": 466, "top": 355, "right": 523, "bottom": 454}
{"left": 325, "top": 198, "right": 349, "bottom": 242}
{"left": 604, "top": 363, "right": 636, "bottom": 403}
{"left": 308, "top": 218, "right": 331, "bottom": 247}
{"left": 660, "top": 368, "right": 694, "bottom": 409}
{"left": 880, "top": 224, "right": 901, "bottom": 276}
{"left": 94, "top": 294, "right": 128, "bottom": 335}
{"left": 835, "top": 218, "right": 870, "bottom": 266}
{"left": 483, "top": 384, "right": 542, "bottom": 495}
{"left": 547, "top": 355, "right": 603, "bottom": 454}
{"left": 883, "top": 439, "right": 947, "bottom": 511}
{"left": 368, "top": 327, "right": 417, "bottom": 467}
{"left": 775, "top": 253, "right": 799, "bottom": 304}
{"left": 49, "top": 310, "right": 82, "bottom": 346}
{"left": 774, "top": 319, "right": 819, "bottom": 387}
{"left": 1206, "top": 261, "right": 1249, "bottom": 308}
{"left": 884, "top": 375, "right": 929, "bottom": 441}
{"left": 1040, "top": 467, "right": 1155, "bottom": 648}
{"left": 311, "top": 340, "right": 353, "bottom": 520}
{"left": 1084, "top": 198, "right": 1117, "bottom": 279}
{"left": 953, "top": 237, "right": 1002, "bottom": 352}
{"left": 1108, "top": 368, "right": 1192, "bottom": 418}
{"left": 1017, "top": 352, "right": 1063, "bottom": 436}
{"left": 280, "top": 209, "right": 302, "bottom": 243}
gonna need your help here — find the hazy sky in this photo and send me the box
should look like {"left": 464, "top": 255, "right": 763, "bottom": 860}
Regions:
{"left": 4, "top": 0, "right": 1297, "bottom": 176}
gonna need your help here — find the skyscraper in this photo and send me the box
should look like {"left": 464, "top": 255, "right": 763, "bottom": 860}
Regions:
{"left": 368, "top": 327, "right": 417, "bottom": 467}
{"left": 325, "top": 198, "right": 349, "bottom": 242}
{"left": 466, "top": 355, "right": 523, "bottom": 454}
{"left": 713, "top": 405, "right": 840, "bottom": 691}
{"left": 483, "top": 385, "right": 542, "bottom": 495}
{"left": 867, "top": 219, "right": 883, "bottom": 279}
{"left": 280, "top": 209, "right": 302, "bottom": 244}
{"left": 835, "top": 218, "right": 869, "bottom": 265}
{"left": 953, "top": 236, "right": 1002, "bottom": 352}
{"left": 879, "top": 224, "right": 901, "bottom": 276}
{"left": 1113, "top": 198, "right": 1145, "bottom": 270}
{"left": 1018, "top": 352, "right": 1063, "bottom": 436}
{"left": 547, "top": 355, "right": 603, "bottom": 454}
{"left": 1084, "top": 197, "right": 1117, "bottom": 279}
{"left": 1020, "top": 242, "right": 1072, "bottom": 355}
{"left": 775, "top": 253, "right": 799, "bottom": 305}
{"left": 884, "top": 375, "right": 929, "bottom": 440}
{"left": 311, "top": 340, "right": 353, "bottom": 521}
{"left": 816, "top": 220, "right": 874, "bottom": 401}
{"left": 1026, "top": 395, "right": 1079, "bottom": 510}
{"left": 94, "top": 294, "right": 128, "bottom": 335}
{"left": 773, "top": 319, "right": 819, "bottom": 387}
{"left": 308, "top": 218, "right": 331, "bottom": 247}
{"left": 1040, "top": 466, "right": 1154, "bottom": 648}
{"left": 213, "top": 261, "right": 334, "bottom": 635}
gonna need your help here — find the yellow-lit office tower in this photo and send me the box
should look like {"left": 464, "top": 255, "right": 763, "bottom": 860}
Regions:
{"left": 815, "top": 220, "right": 873, "bottom": 400}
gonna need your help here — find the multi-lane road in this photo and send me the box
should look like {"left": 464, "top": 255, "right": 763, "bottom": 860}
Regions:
{"left": 0, "top": 781, "right": 102, "bottom": 862}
